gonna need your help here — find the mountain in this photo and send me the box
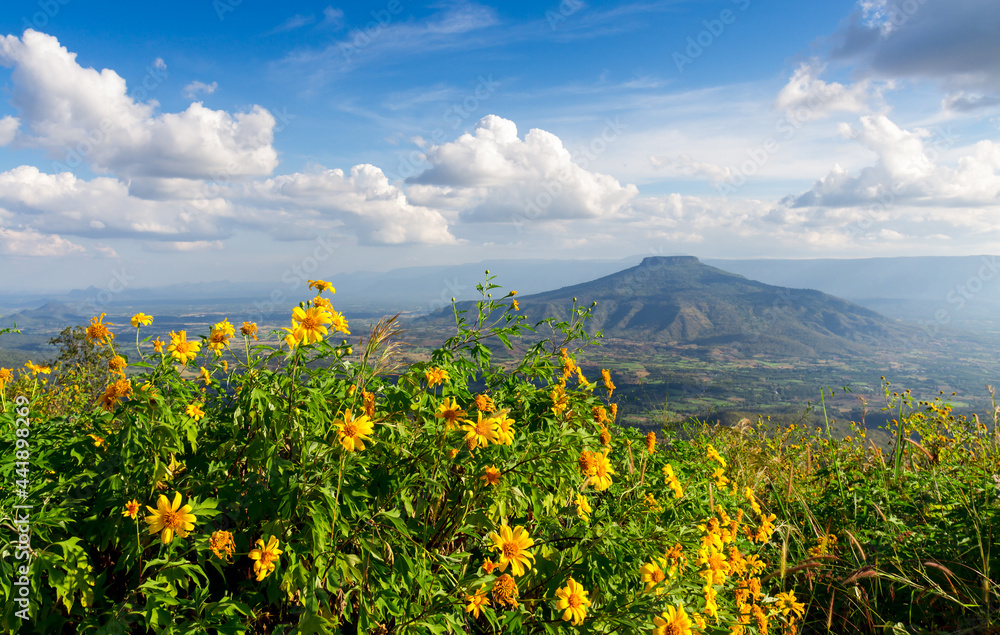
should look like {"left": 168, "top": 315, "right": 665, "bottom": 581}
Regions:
{"left": 705, "top": 256, "right": 1000, "bottom": 330}
{"left": 424, "top": 256, "right": 911, "bottom": 358}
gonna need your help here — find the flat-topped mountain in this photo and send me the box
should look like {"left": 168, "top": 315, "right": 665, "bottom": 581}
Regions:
{"left": 428, "top": 256, "right": 911, "bottom": 358}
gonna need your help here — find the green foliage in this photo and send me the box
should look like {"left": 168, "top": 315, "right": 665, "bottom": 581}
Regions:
{"left": 0, "top": 280, "right": 995, "bottom": 634}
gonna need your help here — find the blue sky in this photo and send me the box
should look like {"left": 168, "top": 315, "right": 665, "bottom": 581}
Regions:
{"left": 0, "top": 0, "right": 998, "bottom": 291}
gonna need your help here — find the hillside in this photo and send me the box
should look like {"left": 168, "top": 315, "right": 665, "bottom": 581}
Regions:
{"left": 425, "top": 256, "right": 911, "bottom": 359}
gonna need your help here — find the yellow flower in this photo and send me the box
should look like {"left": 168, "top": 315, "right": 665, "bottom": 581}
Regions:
{"left": 482, "top": 557, "right": 498, "bottom": 574}
{"left": 130, "top": 313, "right": 153, "bottom": 328}
{"left": 611, "top": 403, "right": 617, "bottom": 420}
{"left": 475, "top": 394, "right": 496, "bottom": 412}
{"left": 663, "top": 464, "right": 684, "bottom": 499}
{"left": 752, "top": 604, "right": 768, "bottom": 634}
{"left": 152, "top": 337, "right": 164, "bottom": 353}
{"left": 575, "top": 493, "right": 592, "bottom": 521}
{"left": 601, "top": 369, "right": 615, "bottom": 397}
{"left": 207, "top": 319, "right": 235, "bottom": 355}
{"left": 209, "top": 530, "right": 236, "bottom": 561}
{"left": 653, "top": 604, "right": 693, "bottom": 635}
{"left": 24, "top": 361, "right": 51, "bottom": 376}
{"left": 334, "top": 409, "right": 375, "bottom": 452}
{"left": 240, "top": 321, "right": 258, "bottom": 340}
{"left": 464, "top": 585, "right": 491, "bottom": 619}
{"left": 489, "top": 524, "right": 536, "bottom": 577}
{"left": 462, "top": 411, "right": 499, "bottom": 450}
{"left": 285, "top": 306, "right": 334, "bottom": 347}
{"left": 89, "top": 434, "right": 105, "bottom": 448}
{"left": 248, "top": 535, "right": 283, "bottom": 581}
{"left": 312, "top": 295, "right": 334, "bottom": 310}
{"left": 599, "top": 426, "right": 611, "bottom": 446}
{"left": 144, "top": 492, "right": 197, "bottom": 544}
{"left": 99, "top": 384, "right": 120, "bottom": 411}
{"left": 108, "top": 355, "right": 127, "bottom": 375}
{"left": 589, "top": 448, "right": 615, "bottom": 492}
{"left": 329, "top": 310, "right": 350, "bottom": 334}
{"left": 85, "top": 313, "right": 115, "bottom": 346}
{"left": 555, "top": 577, "right": 591, "bottom": 626}
{"left": 168, "top": 330, "right": 201, "bottom": 364}
{"left": 492, "top": 574, "right": 519, "bottom": 609}
{"left": 495, "top": 412, "right": 515, "bottom": 445}
{"left": 560, "top": 348, "right": 578, "bottom": 378}
{"left": 362, "top": 390, "right": 375, "bottom": 418}
{"left": 646, "top": 431, "right": 656, "bottom": 453}
{"left": 640, "top": 557, "right": 668, "bottom": 593}
{"left": 434, "top": 397, "right": 466, "bottom": 430}
{"left": 774, "top": 591, "right": 805, "bottom": 620}
{"left": 307, "top": 279, "right": 335, "bottom": 294}
{"left": 0, "top": 367, "right": 11, "bottom": 390}
{"left": 745, "top": 486, "right": 762, "bottom": 515}
{"left": 447, "top": 448, "right": 459, "bottom": 460}
{"left": 512, "top": 299, "right": 519, "bottom": 311}
{"left": 754, "top": 513, "right": 777, "bottom": 544}
{"left": 186, "top": 403, "right": 206, "bottom": 420}
{"left": 198, "top": 366, "right": 211, "bottom": 386}
{"left": 550, "top": 383, "right": 569, "bottom": 416}
{"left": 122, "top": 499, "right": 140, "bottom": 519}
{"left": 706, "top": 444, "right": 727, "bottom": 468}
{"left": 482, "top": 465, "right": 502, "bottom": 486}
{"left": 645, "top": 492, "right": 663, "bottom": 512}
{"left": 112, "top": 377, "right": 132, "bottom": 399}
{"left": 425, "top": 367, "right": 450, "bottom": 387}
{"left": 712, "top": 467, "right": 730, "bottom": 489}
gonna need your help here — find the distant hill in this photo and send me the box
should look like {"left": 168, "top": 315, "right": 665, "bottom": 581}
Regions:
{"left": 424, "top": 256, "right": 912, "bottom": 358}
{"left": 705, "top": 256, "right": 1000, "bottom": 330}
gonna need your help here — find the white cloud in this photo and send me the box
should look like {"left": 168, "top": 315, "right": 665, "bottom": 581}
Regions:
{"left": 649, "top": 154, "right": 731, "bottom": 183}
{"left": 245, "top": 165, "right": 457, "bottom": 245}
{"left": 774, "top": 61, "right": 875, "bottom": 121}
{"left": 786, "top": 114, "right": 1000, "bottom": 208}
{"left": 183, "top": 81, "right": 218, "bottom": 98}
{"left": 0, "top": 225, "right": 86, "bottom": 256}
{"left": 411, "top": 115, "right": 638, "bottom": 222}
{"left": 0, "top": 30, "right": 278, "bottom": 179}
{"left": 0, "top": 116, "right": 18, "bottom": 146}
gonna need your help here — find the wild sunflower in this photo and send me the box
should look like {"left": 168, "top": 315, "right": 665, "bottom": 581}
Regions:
{"left": 589, "top": 449, "right": 615, "bottom": 492}
{"left": 334, "top": 409, "right": 375, "bottom": 452}
{"left": 492, "top": 574, "right": 519, "bottom": 609}
{"left": 285, "top": 306, "right": 334, "bottom": 347}
{"left": 307, "top": 279, "right": 334, "bottom": 294}
{"left": 474, "top": 394, "right": 496, "bottom": 412}
{"left": 481, "top": 465, "right": 501, "bottom": 486}
{"left": 489, "top": 524, "right": 535, "bottom": 577}
{"left": 144, "top": 492, "right": 197, "bottom": 544}
{"left": 653, "top": 604, "right": 693, "bottom": 635}
{"left": 601, "top": 369, "right": 615, "bottom": 397}
{"left": 240, "top": 321, "right": 258, "bottom": 340}
{"left": 434, "top": 397, "right": 466, "bottom": 430}
{"left": 555, "top": 578, "right": 591, "bottom": 626}
{"left": 108, "top": 355, "right": 127, "bottom": 375}
{"left": 209, "top": 530, "right": 236, "bottom": 561}
{"left": 0, "top": 367, "right": 11, "bottom": 390}
{"left": 640, "top": 557, "right": 668, "bottom": 593}
{"left": 464, "top": 586, "right": 491, "bottom": 619}
{"left": 24, "top": 361, "right": 50, "bottom": 376}
{"left": 249, "top": 535, "right": 283, "bottom": 581}
{"left": 575, "top": 493, "right": 592, "bottom": 521}
{"left": 425, "top": 367, "right": 449, "bottom": 387}
{"left": 130, "top": 313, "right": 153, "bottom": 327}
{"left": 167, "top": 331, "right": 201, "bottom": 364}
{"left": 207, "top": 319, "right": 235, "bottom": 355}
{"left": 462, "top": 412, "right": 499, "bottom": 450}
{"left": 85, "top": 313, "right": 115, "bottom": 346}
{"left": 186, "top": 403, "right": 206, "bottom": 421}
{"left": 494, "top": 412, "right": 515, "bottom": 446}
{"left": 122, "top": 499, "right": 140, "bottom": 519}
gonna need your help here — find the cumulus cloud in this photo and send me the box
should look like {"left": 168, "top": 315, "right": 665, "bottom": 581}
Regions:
{"left": 245, "top": 165, "right": 457, "bottom": 245}
{"left": 774, "top": 61, "right": 875, "bottom": 120}
{"left": 183, "top": 80, "right": 218, "bottom": 98}
{"left": 410, "top": 115, "right": 638, "bottom": 222}
{"left": 0, "top": 225, "right": 86, "bottom": 256}
{"left": 0, "top": 166, "right": 236, "bottom": 240}
{"left": 0, "top": 30, "right": 278, "bottom": 179}
{"left": 785, "top": 114, "right": 1000, "bottom": 208}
